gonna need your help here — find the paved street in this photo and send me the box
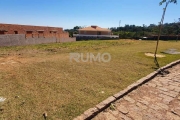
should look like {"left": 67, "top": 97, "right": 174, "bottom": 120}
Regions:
{"left": 93, "top": 64, "right": 180, "bottom": 120}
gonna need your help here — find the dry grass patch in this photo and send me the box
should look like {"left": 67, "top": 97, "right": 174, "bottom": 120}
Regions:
{"left": 0, "top": 40, "right": 180, "bottom": 119}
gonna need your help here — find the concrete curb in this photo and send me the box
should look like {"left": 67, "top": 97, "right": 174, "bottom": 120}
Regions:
{"left": 74, "top": 59, "right": 180, "bottom": 120}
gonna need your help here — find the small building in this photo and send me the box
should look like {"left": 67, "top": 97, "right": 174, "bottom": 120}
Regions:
{"left": 74, "top": 25, "right": 119, "bottom": 40}
{"left": 0, "top": 23, "right": 76, "bottom": 46}
{"left": 0, "top": 23, "right": 69, "bottom": 39}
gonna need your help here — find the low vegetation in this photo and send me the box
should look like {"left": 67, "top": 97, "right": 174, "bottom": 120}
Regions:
{"left": 0, "top": 40, "right": 179, "bottom": 119}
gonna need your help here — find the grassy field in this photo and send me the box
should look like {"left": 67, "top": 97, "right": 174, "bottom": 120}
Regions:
{"left": 0, "top": 40, "right": 180, "bottom": 119}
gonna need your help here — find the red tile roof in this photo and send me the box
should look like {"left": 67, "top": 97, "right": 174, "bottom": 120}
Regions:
{"left": 78, "top": 26, "right": 111, "bottom": 32}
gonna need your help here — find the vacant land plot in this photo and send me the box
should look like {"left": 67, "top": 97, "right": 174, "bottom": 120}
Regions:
{"left": 0, "top": 40, "right": 180, "bottom": 119}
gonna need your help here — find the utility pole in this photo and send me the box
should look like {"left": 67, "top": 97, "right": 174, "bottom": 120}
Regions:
{"left": 143, "top": 24, "right": 145, "bottom": 37}
{"left": 119, "top": 20, "right": 121, "bottom": 28}
{"left": 174, "top": 18, "right": 180, "bottom": 42}
{"left": 119, "top": 20, "right": 121, "bottom": 39}
{"left": 177, "top": 18, "right": 180, "bottom": 41}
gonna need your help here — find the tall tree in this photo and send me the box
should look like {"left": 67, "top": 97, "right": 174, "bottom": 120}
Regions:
{"left": 154, "top": 0, "right": 177, "bottom": 69}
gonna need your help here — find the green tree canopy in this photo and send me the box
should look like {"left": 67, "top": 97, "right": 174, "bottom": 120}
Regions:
{"left": 160, "top": 0, "right": 177, "bottom": 5}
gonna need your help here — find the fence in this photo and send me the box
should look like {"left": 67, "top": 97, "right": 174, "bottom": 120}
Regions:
{"left": 0, "top": 34, "right": 76, "bottom": 46}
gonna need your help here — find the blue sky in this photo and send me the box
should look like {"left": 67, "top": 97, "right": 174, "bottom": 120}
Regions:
{"left": 0, "top": 0, "right": 179, "bottom": 29}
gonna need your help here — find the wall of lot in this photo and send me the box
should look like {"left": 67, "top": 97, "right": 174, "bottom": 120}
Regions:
{"left": 0, "top": 34, "right": 76, "bottom": 46}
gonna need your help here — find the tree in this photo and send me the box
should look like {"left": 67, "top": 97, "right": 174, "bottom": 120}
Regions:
{"left": 160, "top": 0, "right": 177, "bottom": 5}
{"left": 73, "top": 26, "right": 82, "bottom": 30}
{"left": 154, "top": 0, "right": 177, "bottom": 69}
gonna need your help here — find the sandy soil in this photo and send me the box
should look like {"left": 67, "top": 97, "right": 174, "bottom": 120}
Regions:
{"left": 145, "top": 52, "right": 165, "bottom": 58}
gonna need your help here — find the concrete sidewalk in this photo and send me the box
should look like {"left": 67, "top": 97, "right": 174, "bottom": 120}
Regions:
{"left": 93, "top": 64, "right": 180, "bottom": 120}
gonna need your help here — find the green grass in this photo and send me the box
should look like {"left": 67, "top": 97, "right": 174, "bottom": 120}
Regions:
{"left": 0, "top": 40, "right": 180, "bottom": 120}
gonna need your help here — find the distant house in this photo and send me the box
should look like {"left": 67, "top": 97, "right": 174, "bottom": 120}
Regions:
{"left": 74, "top": 25, "right": 119, "bottom": 40}
{"left": 79, "top": 25, "right": 111, "bottom": 35}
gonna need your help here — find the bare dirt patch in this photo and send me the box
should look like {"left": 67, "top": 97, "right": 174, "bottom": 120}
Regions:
{"left": 145, "top": 52, "right": 165, "bottom": 58}
{"left": 0, "top": 53, "right": 69, "bottom": 71}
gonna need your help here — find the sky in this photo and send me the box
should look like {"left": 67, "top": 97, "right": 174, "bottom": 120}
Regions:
{"left": 0, "top": 0, "right": 179, "bottom": 29}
